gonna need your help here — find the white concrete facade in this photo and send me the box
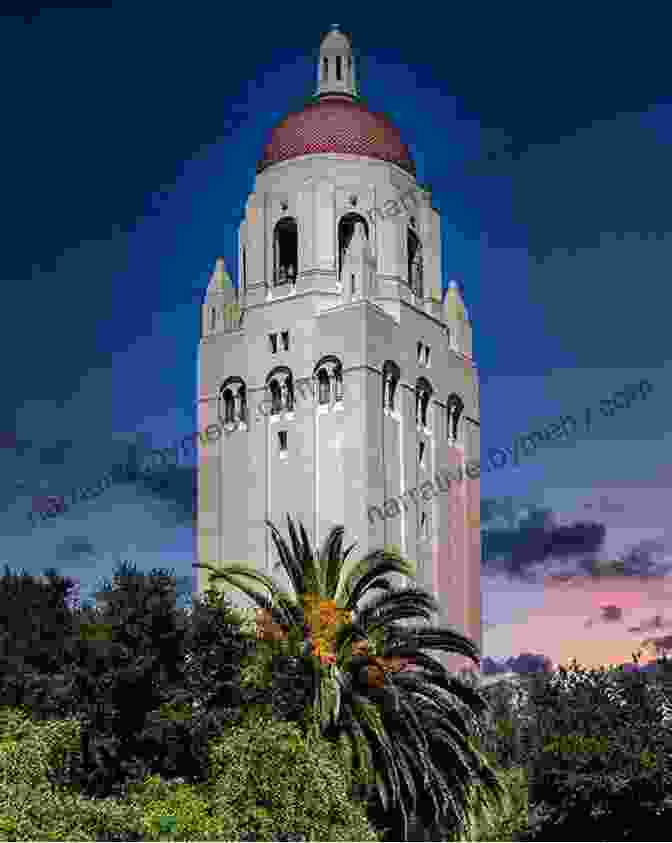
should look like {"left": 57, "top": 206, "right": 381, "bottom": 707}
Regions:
{"left": 196, "top": 28, "right": 482, "bottom": 675}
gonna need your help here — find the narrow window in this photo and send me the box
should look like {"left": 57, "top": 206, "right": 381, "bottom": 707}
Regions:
{"left": 447, "top": 395, "right": 464, "bottom": 442}
{"left": 210, "top": 308, "right": 216, "bottom": 330}
{"left": 222, "top": 389, "right": 235, "bottom": 424}
{"left": 408, "top": 229, "right": 423, "bottom": 297}
{"left": 281, "top": 330, "right": 289, "bottom": 351}
{"left": 418, "top": 441, "right": 425, "bottom": 466}
{"left": 270, "top": 380, "right": 282, "bottom": 414}
{"left": 269, "top": 333, "right": 278, "bottom": 354}
{"left": 323, "top": 57, "right": 328, "bottom": 82}
{"left": 278, "top": 430, "right": 287, "bottom": 453}
{"left": 388, "top": 377, "right": 397, "bottom": 410}
{"left": 424, "top": 346, "right": 431, "bottom": 367}
{"left": 274, "top": 217, "right": 298, "bottom": 285}
{"left": 421, "top": 393, "right": 430, "bottom": 427}
{"left": 336, "top": 55, "right": 342, "bottom": 80}
{"left": 382, "top": 361, "right": 400, "bottom": 413}
{"left": 420, "top": 511, "right": 428, "bottom": 539}
{"left": 417, "top": 341, "right": 423, "bottom": 364}
{"left": 351, "top": 273, "right": 355, "bottom": 296}
{"left": 318, "top": 369, "right": 330, "bottom": 404}
{"left": 334, "top": 372, "right": 343, "bottom": 402}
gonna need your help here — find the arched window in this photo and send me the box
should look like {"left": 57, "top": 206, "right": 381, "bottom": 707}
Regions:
{"left": 218, "top": 377, "right": 247, "bottom": 426}
{"left": 210, "top": 308, "right": 216, "bottom": 331}
{"left": 337, "top": 212, "right": 369, "bottom": 281}
{"left": 273, "top": 217, "right": 298, "bottom": 286}
{"left": 313, "top": 355, "right": 343, "bottom": 407}
{"left": 266, "top": 367, "right": 294, "bottom": 414}
{"left": 382, "top": 360, "right": 401, "bottom": 412}
{"left": 323, "top": 57, "right": 328, "bottom": 82}
{"left": 415, "top": 377, "right": 433, "bottom": 428}
{"left": 336, "top": 55, "right": 342, "bottom": 80}
{"left": 446, "top": 393, "right": 464, "bottom": 442}
{"left": 407, "top": 229, "right": 423, "bottom": 298}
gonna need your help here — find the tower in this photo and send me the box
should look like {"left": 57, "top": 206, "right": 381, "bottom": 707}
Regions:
{"left": 197, "top": 27, "right": 481, "bottom": 674}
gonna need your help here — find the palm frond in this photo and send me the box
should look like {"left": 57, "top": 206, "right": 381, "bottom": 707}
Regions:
{"left": 397, "top": 675, "right": 488, "bottom": 736}
{"left": 390, "top": 696, "right": 502, "bottom": 839}
{"left": 394, "top": 692, "right": 431, "bottom": 764}
{"left": 429, "top": 721, "right": 506, "bottom": 826}
{"left": 356, "top": 591, "right": 439, "bottom": 636}
{"left": 336, "top": 655, "right": 492, "bottom": 839}
{"left": 285, "top": 514, "right": 306, "bottom": 565}
{"left": 264, "top": 519, "right": 306, "bottom": 597}
{"left": 346, "top": 562, "right": 415, "bottom": 608}
{"left": 351, "top": 695, "right": 405, "bottom": 823}
{"left": 335, "top": 547, "right": 416, "bottom": 607}
{"left": 387, "top": 616, "right": 482, "bottom": 661}
{"left": 286, "top": 515, "right": 320, "bottom": 595}
{"left": 342, "top": 712, "right": 383, "bottom": 808}
{"left": 332, "top": 621, "right": 360, "bottom": 655}
{"left": 295, "top": 519, "right": 325, "bottom": 595}
{"left": 191, "top": 563, "right": 296, "bottom": 617}
{"left": 383, "top": 610, "right": 435, "bottom": 636}
{"left": 342, "top": 540, "right": 358, "bottom": 564}
{"left": 268, "top": 595, "right": 305, "bottom": 629}
{"left": 320, "top": 525, "right": 349, "bottom": 599}
{"left": 393, "top": 738, "right": 426, "bottom": 820}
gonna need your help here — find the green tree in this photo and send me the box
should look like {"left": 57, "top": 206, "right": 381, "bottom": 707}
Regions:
{"left": 194, "top": 515, "right": 506, "bottom": 841}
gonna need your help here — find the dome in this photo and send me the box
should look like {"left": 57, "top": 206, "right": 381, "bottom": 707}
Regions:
{"left": 257, "top": 95, "right": 416, "bottom": 176}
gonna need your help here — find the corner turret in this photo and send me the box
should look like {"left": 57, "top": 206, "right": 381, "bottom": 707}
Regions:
{"left": 202, "top": 257, "right": 241, "bottom": 337}
{"left": 443, "top": 279, "right": 472, "bottom": 357}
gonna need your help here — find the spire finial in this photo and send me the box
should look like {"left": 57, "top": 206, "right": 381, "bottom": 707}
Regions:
{"left": 207, "top": 256, "right": 234, "bottom": 294}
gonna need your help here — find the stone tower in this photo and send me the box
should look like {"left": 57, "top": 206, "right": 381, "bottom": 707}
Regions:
{"left": 197, "top": 26, "right": 481, "bottom": 674}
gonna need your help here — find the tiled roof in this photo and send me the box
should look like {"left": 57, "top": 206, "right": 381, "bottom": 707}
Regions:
{"left": 257, "top": 95, "right": 415, "bottom": 175}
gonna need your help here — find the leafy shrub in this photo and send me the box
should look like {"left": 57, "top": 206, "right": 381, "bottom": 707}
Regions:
{"left": 519, "top": 659, "right": 672, "bottom": 840}
{"left": 0, "top": 704, "right": 378, "bottom": 841}
{"left": 462, "top": 673, "right": 537, "bottom": 772}
{"left": 0, "top": 567, "right": 81, "bottom": 680}
{"left": 46, "top": 574, "right": 266, "bottom": 800}
{"left": 0, "top": 710, "right": 149, "bottom": 841}
{"left": 125, "top": 775, "right": 232, "bottom": 840}
{"left": 0, "top": 705, "right": 81, "bottom": 789}
{"left": 0, "top": 780, "right": 150, "bottom": 841}
{"left": 201, "top": 705, "right": 383, "bottom": 841}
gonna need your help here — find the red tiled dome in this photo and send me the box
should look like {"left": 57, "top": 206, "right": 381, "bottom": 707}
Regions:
{"left": 257, "top": 95, "right": 415, "bottom": 175}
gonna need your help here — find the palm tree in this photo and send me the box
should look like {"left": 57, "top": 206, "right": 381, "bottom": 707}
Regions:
{"left": 194, "top": 515, "right": 506, "bottom": 841}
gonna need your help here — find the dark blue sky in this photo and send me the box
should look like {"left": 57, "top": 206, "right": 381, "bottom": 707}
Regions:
{"left": 2, "top": 5, "right": 670, "bottom": 667}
